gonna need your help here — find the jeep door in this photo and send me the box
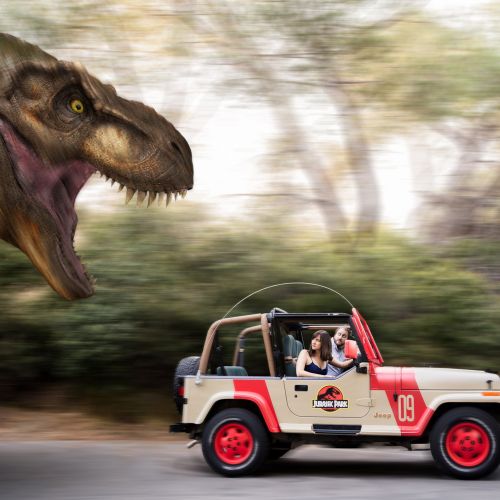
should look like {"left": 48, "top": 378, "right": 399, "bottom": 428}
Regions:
{"left": 283, "top": 368, "right": 370, "bottom": 418}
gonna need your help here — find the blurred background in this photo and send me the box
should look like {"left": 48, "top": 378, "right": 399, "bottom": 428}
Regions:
{"left": 1, "top": 0, "right": 500, "bottom": 427}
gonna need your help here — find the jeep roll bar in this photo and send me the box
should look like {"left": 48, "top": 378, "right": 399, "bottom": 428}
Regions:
{"left": 232, "top": 325, "right": 265, "bottom": 366}
{"left": 197, "top": 314, "right": 276, "bottom": 378}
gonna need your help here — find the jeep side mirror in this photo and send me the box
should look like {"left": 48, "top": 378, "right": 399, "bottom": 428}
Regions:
{"left": 344, "top": 339, "right": 358, "bottom": 359}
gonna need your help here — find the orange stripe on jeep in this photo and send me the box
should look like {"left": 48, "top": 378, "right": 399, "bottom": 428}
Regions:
{"left": 371, "top": 367, "right": 433, "bottom": 436}
{"left": 233, "top": 380, "right": 281, "bottom": 433}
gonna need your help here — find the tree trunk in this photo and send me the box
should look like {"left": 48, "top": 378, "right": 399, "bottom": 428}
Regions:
{"left": 332, "top": 85, "right": 380, "bottom": 234}
{"left": 417, "top": 124, "right": 496, "bottom": 241}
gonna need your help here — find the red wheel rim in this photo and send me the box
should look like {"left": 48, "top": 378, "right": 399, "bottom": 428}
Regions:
{"left": 445, "top": 421, "right": 491, "bottom": 467}
{"left": 213, "top": 422, "right": 254, "bottom": 465}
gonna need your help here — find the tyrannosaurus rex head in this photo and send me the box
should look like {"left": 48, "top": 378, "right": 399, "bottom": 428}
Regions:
{"left": 0, "top": 33, "right": 193, "bottom": 300}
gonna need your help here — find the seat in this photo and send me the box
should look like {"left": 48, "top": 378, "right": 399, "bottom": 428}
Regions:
{"left": 283, "top": 334, "right": 298, "bottom": 377}
{"left": 294, "top": 339, "right": 303, "bottom": 357}
{"left": 216, "top": 366, "right": 248, "bottom": 376}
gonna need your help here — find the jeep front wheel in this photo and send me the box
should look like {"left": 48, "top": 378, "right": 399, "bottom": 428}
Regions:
{"left": 202, "top": 408, "right": 269, "bottom": 476}
{"left": 430, "top": 407, "right": 500, "bottom": 479}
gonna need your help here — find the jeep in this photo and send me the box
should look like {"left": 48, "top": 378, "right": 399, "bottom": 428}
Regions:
{"left": 171, "top": 307, "right": 500, "bottom": 479}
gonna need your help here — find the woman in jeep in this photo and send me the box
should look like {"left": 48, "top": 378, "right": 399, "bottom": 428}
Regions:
{"left": 296, "top": 330, "right": 331, "bottom": 377}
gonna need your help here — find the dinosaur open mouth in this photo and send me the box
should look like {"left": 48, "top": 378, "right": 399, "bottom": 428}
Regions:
{"left": 0, "top": 117, "right": 191, "bottom": 299}
{"left": 0, "top": 117, "right": 97, "bottom": 297}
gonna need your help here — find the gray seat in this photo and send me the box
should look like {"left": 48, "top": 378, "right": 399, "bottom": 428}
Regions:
{"left": 294, "top": 339, "right": 303, "bottom": 358}
{"left": 283, "top": 334, "right": 298, "bottom": 377}
{"left": 216, "top": 366, "right": 248, "bottom": 376}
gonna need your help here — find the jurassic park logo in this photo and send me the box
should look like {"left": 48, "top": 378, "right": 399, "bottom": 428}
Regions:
{"left": 312, "top": 385, "right": 349, "bottom": 412}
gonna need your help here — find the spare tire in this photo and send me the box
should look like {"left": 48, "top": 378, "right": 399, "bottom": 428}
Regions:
{"left": 173, "top": 356, "right": 200, "bottom": 414}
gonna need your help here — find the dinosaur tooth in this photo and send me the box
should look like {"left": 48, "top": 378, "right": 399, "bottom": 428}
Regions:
{"left": 166, "top": 192, "right": 172, "bottom": 207}
{"left": 110, "top": 179, "right": 115, "bottom": 187}
{"left": 125, "top": 187, "right": 136, "bottom": 204}
{"left": 157, "top": 192, "right": 165, "bottom": 206}
{"left": 180, "top": 189, "right": 187, "bottom": 199}
{"left": 118, "top": 184, "right": 125, "bottom": 192}
{"left": 137, "top": 190, "right": 147, "bottom": 206}
{"left": 174, "top": 192, "right": 178, "bottom": 201}
{"left": 147, "top": 191, "right": 157, "bottom": 207}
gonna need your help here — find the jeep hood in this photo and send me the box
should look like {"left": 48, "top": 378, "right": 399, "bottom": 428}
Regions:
{"left": 403, "top": 367, "right": 500, "bottom": 391}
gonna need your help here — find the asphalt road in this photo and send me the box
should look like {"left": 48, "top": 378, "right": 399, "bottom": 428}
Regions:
{"left": 0, "top": 441, "right": 498, "bottom": 500}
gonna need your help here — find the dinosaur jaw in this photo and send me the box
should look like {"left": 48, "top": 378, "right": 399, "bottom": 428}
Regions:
{"left": 0, "top": 117, "right": 96, "bottom": 299}
{"left": 0, "top": 115, "right": 193, "bottom": 300}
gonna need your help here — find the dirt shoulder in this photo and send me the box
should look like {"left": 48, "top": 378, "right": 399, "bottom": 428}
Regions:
{"left": 0, "top": 406, "right": 185, "bottom": 441}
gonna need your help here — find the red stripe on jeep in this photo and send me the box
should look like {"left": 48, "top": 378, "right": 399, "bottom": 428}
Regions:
{"left": 371, "top": 367, "right": 433, "bottom": 436}
{"left": 233, "top": 380, "right": 281, "bottom": 433}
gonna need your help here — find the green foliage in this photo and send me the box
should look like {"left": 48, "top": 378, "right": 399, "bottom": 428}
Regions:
{"left": 360, "top": 12, "right": 500, "bottom": 124}
{"left": 1, "top": 207, "right": 499, "bottom": 410}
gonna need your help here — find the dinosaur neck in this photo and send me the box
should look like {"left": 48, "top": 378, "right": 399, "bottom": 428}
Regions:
{"left": 0, "top": 130, "right": 17, "bottom": 241}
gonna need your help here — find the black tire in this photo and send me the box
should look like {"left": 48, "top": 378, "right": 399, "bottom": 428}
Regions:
{"left": 173, "top": 356, "right": 200, "bottom": 414}
{"left": 430, "top": 407, "right": 500, "bottom": 479}
{"left": 202, "top": 408, "right": 269, "bottom": 476}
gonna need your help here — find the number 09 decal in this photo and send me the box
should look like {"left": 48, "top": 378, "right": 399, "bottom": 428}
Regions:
{"left": 397, "top": 394, "right": 415, "bottom": 422}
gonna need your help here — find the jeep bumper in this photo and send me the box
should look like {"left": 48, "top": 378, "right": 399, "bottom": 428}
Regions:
{"left": 169, "top": 423, "right": 194, "bottom": 433}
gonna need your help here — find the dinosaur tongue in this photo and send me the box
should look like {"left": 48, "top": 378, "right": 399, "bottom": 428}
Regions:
{"left": 0, "top": 118, "right": 96, "bottom": 296}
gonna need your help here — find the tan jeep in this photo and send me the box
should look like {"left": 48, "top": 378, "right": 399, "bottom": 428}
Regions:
{"left": 171, "top": 307, "right": 500, "bottom": 479}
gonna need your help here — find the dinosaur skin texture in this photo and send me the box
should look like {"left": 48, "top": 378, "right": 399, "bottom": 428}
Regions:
{"left": 0, "top": 33, "right": 193, "bottom": 300}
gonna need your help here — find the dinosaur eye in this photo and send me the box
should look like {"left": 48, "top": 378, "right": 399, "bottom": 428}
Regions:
{"left": 69, "top": 99, "right": 84, "bottom": 114}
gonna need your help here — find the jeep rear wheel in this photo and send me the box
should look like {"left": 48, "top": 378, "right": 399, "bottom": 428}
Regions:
{"left": 430, "top": 407, "right": 499, "bottom": 479}
{"left": 202, "top": 408, "right": 269, "bottom": 476}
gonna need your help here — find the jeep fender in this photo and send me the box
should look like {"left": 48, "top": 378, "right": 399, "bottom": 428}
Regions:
{"left": 193, "top": 384, "right": 281, "bottom": 433}
{"left": 194, "top": 391, "right": 235, "bottom": 425}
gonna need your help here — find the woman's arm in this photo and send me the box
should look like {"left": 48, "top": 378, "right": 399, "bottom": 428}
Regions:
{"left": 296, "top": 350, "right": 326, "bottom": 377}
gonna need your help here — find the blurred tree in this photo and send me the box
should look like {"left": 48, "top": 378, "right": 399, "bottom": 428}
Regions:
{"left": 177, "top": 0, "right": 418, "bottom": 235}
{"left": 360, "top": 10, "right": 500, "bottom": 241}
{"left": 5, "top": 1, "right": 500, "bottom": 242}
{"left": 2, "top": 208, "right": 500, "bottom": 416}
{"left": 180, "top": 2, "right": 500, "bottom": 243}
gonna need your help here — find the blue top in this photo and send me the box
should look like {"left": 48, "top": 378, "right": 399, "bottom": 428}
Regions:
{"left": 305, "top": 360, "right": 327, "bottom": 376}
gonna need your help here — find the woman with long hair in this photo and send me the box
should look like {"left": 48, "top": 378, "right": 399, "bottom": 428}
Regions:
{"left": 296, "top": 330, "right": 332, "bottom": 377}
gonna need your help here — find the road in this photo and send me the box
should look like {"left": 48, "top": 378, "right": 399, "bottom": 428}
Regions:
{"left": 0, "top": 442, "right": 498, "bottom": 500}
